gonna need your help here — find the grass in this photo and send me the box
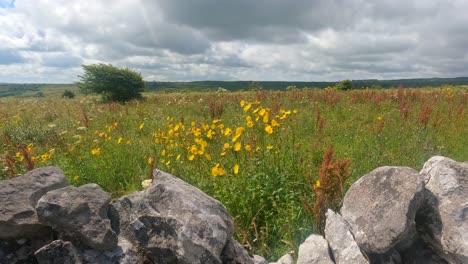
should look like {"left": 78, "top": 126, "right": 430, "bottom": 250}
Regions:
{"left": 1, "top": 86, "right": 467, "bottom": 260}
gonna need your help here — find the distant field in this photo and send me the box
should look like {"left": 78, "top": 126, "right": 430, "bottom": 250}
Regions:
{"left": 1, "top": 87, "right": 467, "bottom": 259}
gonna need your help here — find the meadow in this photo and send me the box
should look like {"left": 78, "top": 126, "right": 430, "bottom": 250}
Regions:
{"left": 1, "top": 86, "right": 467, "bottom": 260}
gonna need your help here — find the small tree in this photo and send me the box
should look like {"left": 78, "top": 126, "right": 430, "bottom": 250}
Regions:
{"left": 77, "top": 63, "right": 144, "bottom": 102}
{"left": 335, "top": 80, "right": 353, "bottom": 91}
{"left": 62, "top": 89, "right": 75, "bottom": 99}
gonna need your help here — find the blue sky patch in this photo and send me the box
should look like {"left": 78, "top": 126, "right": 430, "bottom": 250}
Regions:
{"left": 0, "top": 0, "right": 15, "bottom": 8}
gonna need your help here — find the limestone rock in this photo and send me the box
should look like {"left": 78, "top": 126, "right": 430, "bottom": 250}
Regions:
{"left": 221, "top": 238, "right": 254, "bottom": 264}
{"left": 341, "top": 166, "right": 425, "bottom": 254}
{"left": 110, "top": 169, "right": 234, "bottom": 263}
{"left": 34, "top": 240, "right": 80, "bottom": 264}
{"left": 270, "top": 253, "right": 294, "bottom": 264}
{"left": 36, "top": 184, "right": 117, "bottom": 251}
{"left": 253, "top": 254, "right": 268, "bottom": 264}
{"left": 420, "top": 156, "right": 468, "bottom": 263}
{"left": 0, "top": 167, "right": 67, "bottom": 239}
{"left": 325, "top": 209, "right": 368, "bottom": 263}
{"left": 297, "top": 234, "right": 334, "bottom": 264}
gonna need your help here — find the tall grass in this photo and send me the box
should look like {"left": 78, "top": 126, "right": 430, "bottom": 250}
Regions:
{"left": 0, "top": 87, "right": 467, "bottom": 260}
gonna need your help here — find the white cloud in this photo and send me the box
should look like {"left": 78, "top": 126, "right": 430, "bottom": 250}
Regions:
{"left": 0, "top": 0, "right": 467, "bottom": 82}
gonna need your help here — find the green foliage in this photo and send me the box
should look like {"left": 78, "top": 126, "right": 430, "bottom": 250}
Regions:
{"left": 1, "top": 87, "right": 467, "bottom": 260}
{"left": 62, "top": 89, "right": 75, "bottom": 99}
{"left": 77, "top": 63, "right": 144, "bottom": 102}
{"left": 335, "top": 79, "right": 353, "bottom": 91}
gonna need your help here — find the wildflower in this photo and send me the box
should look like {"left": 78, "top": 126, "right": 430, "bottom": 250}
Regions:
{"left": 233, "top": 164, "right": 239, "bottom": 175}
{"left": 243, "top": 102, "right": 252, "bottom": 112}
{"left": 267, "top": 145, "right": 274, "bottom": 150}
{"left": 117, "top": 137, "right": 123, "bottom": 144}
{"left": 26, "top": 143, "right": 33, "bottom": 152}
{"left": 258, "top": 108, "right": 266, "bottom": 116}
{"left": 246, "top": 116, "right": 254, "bottom": 128}
{"left": 141, "top": 179, "right": 152, "bottom": 189}
{"left": 271, "top": 119, "right": 280, "bottom": 127}
{"left": 262, "top": 112, "right": 269, "bottom": 123}
{"left": 232, "top": 127, "right": 245, "bottom": 142}
{"left": 240, "top": 100, "right": 246, "bottom": 107}
{"left": 148, "top": 157, "right": 154, "bottom": 165}
{"left": 264, "top": 125, "right": 273, "bottom": 135}
{"left": 223, "top": 143, "right": 231, "bottom": 149}
{"left": 234, "top": 142, "right": 242, "bottom": 152}
{"left": 166, "top": 160, "right": 171, "bottom": 166}
{"left": 74, "top": 175, "right": 80, "bottom": 181}
{"left": 205, "top": 154, "right": 212, "bottom": 161}
{"left": 91, "top": 148, "right": 101, "bottom": 156}
{"left": 211, "top": 163, "right": 225, "bottom": 176}
{"left": 139, "top": 123, "right": 145, "bottom": 130}
{"left": 176, "top": 154, "right": 181, "bottom": 160}
{"left": 126, "top": 140, "right": 131, "bottom": 145}
{"left": 188, "top": 154, "right": 195, "bottom": 161}
{"left": 245, "top": 144, "right": 252, "bottom": 151}
{"left": 224, "top": 128, "right": 233, "bottom": 136}
{"left": 207, "top": 129, "right": 214, "bottom": 139}
{"left": 293, "top": 109, "right": 298, "bottom": 114}
{"left": 313, "top": 180, "right": 321, "bottom": 190}
{"left": 220, "top": 151, "right": 226, "bottom": 156}
{"left": 377, "top": 116, "right": 382, "bottom": 121}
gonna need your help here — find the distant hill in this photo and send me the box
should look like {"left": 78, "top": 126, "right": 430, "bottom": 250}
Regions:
{"left": 144, "top": 77, "right": 468, "bottom": 92}
{"left": 1, "top": 77, "right": 468, "bottom": 97}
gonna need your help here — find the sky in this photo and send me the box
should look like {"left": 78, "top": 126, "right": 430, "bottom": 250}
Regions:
{"left": 0, "top": 0, "right": 467, "bottom": 83}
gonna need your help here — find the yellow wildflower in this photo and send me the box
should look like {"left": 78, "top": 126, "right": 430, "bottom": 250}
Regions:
{"left": 234, "top": 142, "right": 242, "bottom": 152}
{"left": 245, "top": 144, "right": 252, "bottom": 151}
{"left": 240, "top": 100, "right": 246, "bottom": 107}
{"left": 205, "top": 154, "right": 212, "bottom": 161}
{"left": 243, "top": 102, "right": 252, "bottom": 112}
{"left": 233, "top": 164, "right": 239, "bottom": 175}
{"left": 148, "top": 157, "right": 154, "bottom": 165}
{"left": 207, "top": 129, "right": 214, "bottom": 139}
{"left": 188, "top": 154, "right": 195, "bottom": 161}
{"left": 139, "top": 123, "right": 145, "bottom": 130}
{"left": 117, "top": 137, "right": 123, "bottom": 144}
{"left": 91, "top": 148, "right": 101, "bottom": 156}
{"left": 264, "top": 125, "right": 273, "bottom": 135}
{"left": 262, "top": 112, "right": 269, "bottom": 123}
{"left": 224, "top": 128, "right": 233, "bottom": 136}
{"left": 267, "top": 145, "right": 274, "bottom": 150}
{"left": 224, "top": 143, "right": 231, "bottom": 149}
{"left": 211, "top": 163, "right": 225, "bottom": 176}
{"left": 271, "top": 119, "right": 280, "bottom": 127}
{"left": 74, "top": 175, "right": 80, "bottom": 181}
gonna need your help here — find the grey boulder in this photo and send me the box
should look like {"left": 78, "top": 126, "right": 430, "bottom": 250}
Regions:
{"left": 341, "top": 166, "right": 425, "bottom": 254}
{"left": 270, "top": 253, "right": 294, "bottom": 264}
{"left": 297, "top": 234, "right": 333, "bottom": 264}
{"left": 0, "top": 167, "right": 67, "bottom": 239}
{"left": 109, "top": 169, "right": 234, "bottom": 264}
{"left": 420, "top": 156, "right": 468, "bottom": 263}
{"left": 36, "top": 184, "right": 117, "bottom": 251}
{"left": 324, "top": 209, "right": 368, "bottom": 264}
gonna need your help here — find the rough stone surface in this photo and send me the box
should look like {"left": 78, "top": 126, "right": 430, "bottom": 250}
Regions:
{"left": 36, "top": 184, "right": 117, "bottom": 251}
{"left": 270, "top": 253, "right": 294, "bottom": 264}
{"left": 325, "top": 209, "right": 368, "bottom": 264}
{"left": 297, "top": 234, "right": 334, "bottom": 264}
{"left": 253, "top": 254, "right": 268, "bottom": 264}
{"left": 109, "top": 169, "right": 234, "bottom": 264}
{"left": 34, "top": 240, "right": 80, "bottom": 264}
{"left": 221, "top": 238, "right": 254, "bottom": 264}
{"left": 341, "top": 166, "right": 425, "bottom": 254}
{"left": 420, "top": 156, "right": 468, "bottom": 263}
{"left": 0, "top": 167, "right": 67, "bottom": 239}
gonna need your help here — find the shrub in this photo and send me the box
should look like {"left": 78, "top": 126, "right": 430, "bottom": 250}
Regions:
{"left": 77, "top": 63, "right": 144, "bottom": 103}
{"left": 62, "top": 89, "right": 75, "bottom": 99}
{"left": 335, "top": 80, "right": 353, "bottom": 91}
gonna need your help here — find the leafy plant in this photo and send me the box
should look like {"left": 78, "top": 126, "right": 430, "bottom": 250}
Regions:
{"left": 77, "top": 63, "right": 144, "bottom": 102}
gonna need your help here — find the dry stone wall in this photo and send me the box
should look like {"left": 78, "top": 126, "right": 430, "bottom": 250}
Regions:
{"left": 0, "top": 156, "right": 466, "bottom": 264}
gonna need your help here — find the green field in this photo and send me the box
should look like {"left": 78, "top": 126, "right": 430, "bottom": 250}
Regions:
{"left": 1, "top": 87, "right": 467, "bottom": 260}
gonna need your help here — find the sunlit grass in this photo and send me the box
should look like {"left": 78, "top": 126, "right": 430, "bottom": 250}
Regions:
{"left": 1, "top": 86, "right": 467, "bottom": 259}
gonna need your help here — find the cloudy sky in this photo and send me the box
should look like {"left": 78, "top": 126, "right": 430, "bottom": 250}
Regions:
{"left": 1, "top": 0, "right": 467, "bottom": 83}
